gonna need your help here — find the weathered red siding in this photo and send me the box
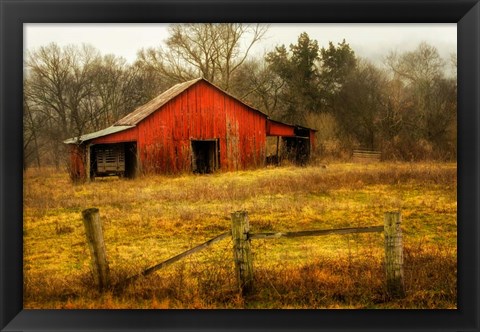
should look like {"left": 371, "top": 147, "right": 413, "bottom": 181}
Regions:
{"left": 309, "top": 130, "right": 316, "bottom": 152}
{"left": 136, "top": 80, "right": 266, "bottom": 173}
{"left": 69, "top": 144, "right": 86, "bottom": 179}
{"left": 92, "top": 127, "right": 138, "bottom": 145}
{"left": 266, "top": 120, "right": 295, "bottom": 137}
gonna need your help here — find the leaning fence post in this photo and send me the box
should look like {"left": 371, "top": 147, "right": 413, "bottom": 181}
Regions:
{"left": 231, "top": 210, "right": 254, "bottom": 296}
{"left": 82, "top": 208, "right": 110, "bottom": 291}
{"left": 384, "top": 211, "right": 405, "bottom": 298}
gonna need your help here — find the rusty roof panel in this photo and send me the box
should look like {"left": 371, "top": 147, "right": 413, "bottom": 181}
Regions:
{"left": 63, "top": 125, "right": 135, "bottom": 144}
{"left": 114, "top": 78, "right": 202, "bottom": 126}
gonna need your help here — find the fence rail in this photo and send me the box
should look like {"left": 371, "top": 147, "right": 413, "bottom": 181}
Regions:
{"left": 114, "top": 232, "right": 230, "bottom": 291}
{"left": 353, "top": 149, "right": 382, "bottom": 162}
{"left": 249, "top": 225, "right": 384, "bottom": 240}
{"left": 81, "top": 208, "right": 405, "bottom": 300}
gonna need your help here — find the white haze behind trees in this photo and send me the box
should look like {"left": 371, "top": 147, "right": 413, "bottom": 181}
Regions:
{"left": 25, "top": 23, "right": 456, "bottom": 70}
{"left": 23, "top": 23, "right": 457, "bottom": 169}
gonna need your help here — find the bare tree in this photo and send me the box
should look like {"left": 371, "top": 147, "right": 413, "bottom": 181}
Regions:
{"left": 26, "top": 43, "right": 102, "bottom": 137}
{"left": 229, "top": 58, "right": 284, "bottom": 118}
{"left": 25, "top": 43, "right": 103, "bottom": 167}
{"left": 385, "top": 42, "right": 456, "bottom": 159}
{"left": 90, "top": 54, "right": 153, "bottom": 129}
{"left": 386, "top": 42, "right": 445, "bottom": 84}
{"left": 136, "top": 23, "right": 268, "bottom": 91}
{"left": 23, "top": 79, "right": 47, "bottom": 169}
{"left": 334, "top": 59, "right": 388, "bottom": 150}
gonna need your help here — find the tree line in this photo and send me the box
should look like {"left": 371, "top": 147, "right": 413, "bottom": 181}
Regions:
{"left": 24, "top": 24, "right": 456, "bottom": 169}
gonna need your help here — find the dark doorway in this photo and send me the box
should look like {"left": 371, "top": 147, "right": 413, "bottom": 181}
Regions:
{"left": 282, "top": 137, "right": 310, "bottom": 166}
{"left": 124, "top": 142, "right": 137, "bottom": 178}
{"left": 191, "top": 139, "right": 219, "bottom": 174}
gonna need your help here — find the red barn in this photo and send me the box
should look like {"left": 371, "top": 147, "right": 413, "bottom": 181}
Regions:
{"left": 64, "top": 78, "right": 316, "bottom": 180}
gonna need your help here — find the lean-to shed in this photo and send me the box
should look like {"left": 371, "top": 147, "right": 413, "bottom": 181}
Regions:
{"left": 64, "top": 78, "right": 316, "bottom": 180}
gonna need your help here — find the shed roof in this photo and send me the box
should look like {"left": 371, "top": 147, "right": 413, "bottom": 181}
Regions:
{"left": 63, "top": 125, "right": 135, "bottom": 144}
{"left": 267, "top": 119, "right": 318, "bottom": 132}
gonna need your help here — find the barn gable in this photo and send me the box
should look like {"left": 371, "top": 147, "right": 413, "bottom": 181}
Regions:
{"left": 115, "top": 77, "right": 268, "bottom": 127}
{"left": 133, "top": 78, "right": 268, "bottom": 173}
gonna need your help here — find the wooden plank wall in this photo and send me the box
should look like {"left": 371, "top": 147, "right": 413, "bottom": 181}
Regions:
{"left": 136, "top": 80, "right": 267, "bottom": 173}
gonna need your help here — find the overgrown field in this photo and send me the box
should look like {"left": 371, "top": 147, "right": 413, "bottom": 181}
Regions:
{"left": 23, "top": 162, "right": 457, "bottom": 309}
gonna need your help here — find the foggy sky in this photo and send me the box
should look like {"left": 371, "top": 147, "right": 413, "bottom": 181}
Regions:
{"left": 24, "top": 23, "right": 457, "bottom": 68}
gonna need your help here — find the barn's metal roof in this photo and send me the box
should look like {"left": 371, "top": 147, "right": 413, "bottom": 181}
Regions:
{"left": 114, "top": 77, "right": 269, "bottom": 126}
{"left": 63, "top": 125, "right": 135, "bottom": 144}
{"left": 115, "top": 78, "right": 203, "bottom": 126}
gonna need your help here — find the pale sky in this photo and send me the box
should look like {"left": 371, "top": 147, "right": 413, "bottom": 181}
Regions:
{"left": 24, "top": 23, "right": 457, "bottom": 67}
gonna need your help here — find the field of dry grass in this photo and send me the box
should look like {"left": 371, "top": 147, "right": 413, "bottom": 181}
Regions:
{"left": 23, "top": 162, "right": 457, "bottom": 309}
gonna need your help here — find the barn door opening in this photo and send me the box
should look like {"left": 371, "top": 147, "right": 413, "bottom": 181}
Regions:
{"left": 191, "top": 139, "right": 219, "bottom": 174}
{"left": 90, "top": 142, "right": 137, "bottom": 179}
{"left": 124, "top": 142, "right": 137, "bottom": 178}
{"left": 282, "top": 137, "right": 310, "bottom": 166}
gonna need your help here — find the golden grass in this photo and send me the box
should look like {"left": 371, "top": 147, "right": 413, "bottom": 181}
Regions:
{"left": 23, "top": 162, "right": 457, "bottom": 309}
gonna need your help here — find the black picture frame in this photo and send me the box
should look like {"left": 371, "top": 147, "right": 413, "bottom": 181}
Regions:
{"left": 1, "top": 0, "right": 479, "bottom": 331}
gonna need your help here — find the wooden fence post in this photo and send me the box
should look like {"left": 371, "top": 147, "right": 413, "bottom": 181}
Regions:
{"left": 384, "top": 211, "right": 405, "bottom": 298}
{"left": 82, "top": 208, "right": 110, "bottom": 291}
{"left": 231, "top": 210, "right": 254, "bottom": 296}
